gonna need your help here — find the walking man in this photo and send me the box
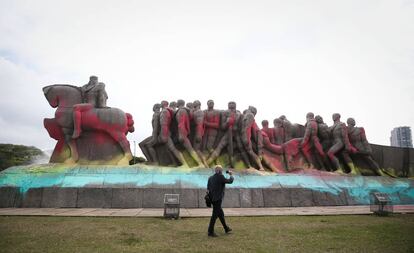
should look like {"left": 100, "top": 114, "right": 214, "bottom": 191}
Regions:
{"left": 207, "top": 165, "right": 234, "bottom": 237}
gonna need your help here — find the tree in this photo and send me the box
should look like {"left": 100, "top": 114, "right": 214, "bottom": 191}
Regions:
{"left": 0, "top": 144, "right": 46, "bottom": 171}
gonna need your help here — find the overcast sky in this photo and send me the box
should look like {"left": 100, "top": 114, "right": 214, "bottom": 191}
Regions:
{"left": 0, "top": 0, "right": 413, "bottom": 154}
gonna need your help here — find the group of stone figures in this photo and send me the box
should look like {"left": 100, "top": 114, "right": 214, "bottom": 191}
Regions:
{"left": 140, "top": 100, "right": 386, "bottom": 175}
{"left": 43, "top": 76, "right": 134, "bottom": 165}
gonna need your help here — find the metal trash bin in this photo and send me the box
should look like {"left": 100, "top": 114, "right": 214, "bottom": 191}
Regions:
{"left": 370, "top": 192, "right": 393, "bottom": 216}
{"left": 164, "top": 194, "right": 180, "bottom": 219}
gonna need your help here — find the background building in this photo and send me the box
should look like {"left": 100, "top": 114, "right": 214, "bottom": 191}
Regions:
{"left": 390, "top": 126, "right": 413, "bottom": 148}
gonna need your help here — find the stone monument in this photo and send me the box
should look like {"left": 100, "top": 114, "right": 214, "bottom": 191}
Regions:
{"left": 43, "top": 76, "right": 135, "bottom": 165}
{"left": 1, "top": 82, "right": 413, "bottom": 210}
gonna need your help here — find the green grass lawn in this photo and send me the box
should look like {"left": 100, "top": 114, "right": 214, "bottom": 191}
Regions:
{"left": 1, "top": 214, "right": 413, "bottom": 253}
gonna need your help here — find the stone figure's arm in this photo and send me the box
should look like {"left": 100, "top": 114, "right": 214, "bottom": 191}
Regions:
{"left": 204, "top": 114, "right": 220, "bottom": 129}
{"left": 189, "top": 110, "right": 194, "bottom": 121}
{"left": 360, "top": 127, "right": 372, "bottom": 154}
{"left": 158, "top": 111, "right": 170, "bottom": 143}
{"left": 252, "top": 122, "right": 260, "bottom": 143}
{"left": 152, "top": 115, "right": 160, "bottom": 140}
{"left": 159, "top": 124, "right": 170, "bottom": 143}
{"left": 177, "top": 112, "right": 190, "bottom": 134}
{"left": 342, "top": 124, "right": 356, "bottom": 153}
{"left": 176, "top": 110, "right": 184, "bottom": 126}
{"left": 220, "top": 113, "right": 228, "bottom": 130}
{"left": 272, "top": 128, "right": 278, "bottom": 144}
{"left": 284, "top": 121, "right": 292, "bottom": 140}
{"left": 195, "top": 111, "right": 204, "bottom": 124}
{"left": 205, "top": 121, "right": 219, "bottom": 128}
{"left": 240, "top": 116, "right": 251, "bottom": 139}
{"left": 221, "top": 113, "right": 234, "bottom": 130}
{"left": 194, "top": 112, "right": 204, "bottom": 139}
{"left": 257, "top": 131, "right": 264, "bottom": 155}
{"left": 301, "top": 123, "right": 312, "bottom": 146}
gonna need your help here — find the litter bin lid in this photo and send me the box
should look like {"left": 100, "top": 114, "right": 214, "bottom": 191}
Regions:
{"left": 372, "top": 192, "right": 390, "bottom": 202}
{"left": 164, "top": 194, "right": 180, "bottom": 204}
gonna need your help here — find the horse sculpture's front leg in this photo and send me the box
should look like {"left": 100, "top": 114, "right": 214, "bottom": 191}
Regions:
{"left": 62, "top": 128, "right": 79, "bottom": 164}
{"left": 116, "top": 135, "right": 133, "bottom": 165}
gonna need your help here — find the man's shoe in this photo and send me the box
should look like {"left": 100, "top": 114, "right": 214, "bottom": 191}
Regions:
{"left": 225, "top": 227, "right": 232, "bottom": 234}
{"left": 208, "top": 232, "right": 218, "bottom": 237}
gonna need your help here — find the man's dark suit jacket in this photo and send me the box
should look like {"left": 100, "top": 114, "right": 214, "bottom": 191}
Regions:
{"left": 207, "top": 172, "right": 234, "bottom": 202}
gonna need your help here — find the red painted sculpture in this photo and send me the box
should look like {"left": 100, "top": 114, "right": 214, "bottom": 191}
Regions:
{"left": 175, "top": 99, "right": 206, "bottom": 167}
{"left": 241, "top": 106, "right": 265, "bottom": 171}
{"left": 169, "top": 101, "right": 178, "bottom": 112}
{"left": 202, "top": 100, "right": 221, "bottom": 153}
{"left": 192, "top": 100, "right": 208, "bottom": 165}
{"left": 207, "top": 101, "right": 246, "bottom": 168}
{"left": 300, "top": 112, "right": 326, "bottom": 169}
{"left": 347, "top": 118, "right": 386, "bottom": 176}
{"left": 157, "top": 100, "right": 189, "bottom": 167}
{"left": 279, "top": 115, "right": 293, "bottom": 142}
{"left": 140, "top": 99, "right": 385, "bottom": 176}
{"left": 327, "top": 113, "right": 359, "bottom": 174}
{"left": 261, "top": 120, "right": 275, "bottom": 144}
{"left": 43, "top": 76, "right": 134, "bottom": 165}
{"left": 315, "top": 115, "right": 333, "bottom": 171}
{"left": 261, "top": 120, "right": 283, "bottom": 157}
{"left": 43, "top": 77, "right": 384, "bottom": 175}
{"left": 273, "top": 118, "right": 286, "bottom": 145}
{"left": 139, "top": 103, "right": 161, "bottom": 164}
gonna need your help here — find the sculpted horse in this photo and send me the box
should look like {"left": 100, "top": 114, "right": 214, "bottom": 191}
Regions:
{"left": 43, "top": 84, "right": 134, "bottom": 165}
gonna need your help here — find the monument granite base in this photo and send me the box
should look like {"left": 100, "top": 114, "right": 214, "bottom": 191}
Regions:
{"left": 0, "top": 164, "right": 413, "bottom": 208}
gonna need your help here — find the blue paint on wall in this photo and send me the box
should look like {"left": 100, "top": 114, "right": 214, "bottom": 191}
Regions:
{"left": 0, "top": 164, "right": 413, "bottom": 205}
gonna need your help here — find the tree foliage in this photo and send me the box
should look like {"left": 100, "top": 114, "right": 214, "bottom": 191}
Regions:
{"left": 0, "top": 144, "right": 45, "bottom": 171}
{"left": 129, "top": 156, "right": 147, "bottom": 165}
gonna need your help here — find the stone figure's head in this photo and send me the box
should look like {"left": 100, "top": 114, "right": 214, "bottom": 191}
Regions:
{"left": 306, "top": 112, "right": 314, "bottom": 121}
{"left": 153, "top": 103, "right": 161, "bottom": 112}
{"left": 207, "top": 99, "right": 214, "bottom": 109}
{"left": 169, "top": 101, "right": 177, "bottom": 109}
{"left": 279, "top": 115, "right": 286, "bottom": 120}
{"left": 262, "top": 120, "right": 269, "bottom": 128}
{"left": 177, "top": 99, "right": 185, "bottom": 108}
{"left": 186, "top": 102, "right": 193, "bottom": 109}
{"left": 315, "top": 115, "right": 324, "bottom": 124}
{"left": 347, "top": 117, "right": 356, "bottom": 127}
{"left": 161, "top": 100, "right": 169, "bottom": 109}
{"left": 332, "top": 113, "right": 341, "bottom": 122}
{"left": 193, "top": 100, "right": 201, "bottom": 109}
{"left": 248, "top": 106, "right": 257, "bottom": 116}
{"left": 273, "top": 118, "right": 283, "bottom": 127}
{"left": 228, "top": 101, "right": 236, "bottom": 110}
{"left": 89, "top": 75, "right": 98, "bottom": 85}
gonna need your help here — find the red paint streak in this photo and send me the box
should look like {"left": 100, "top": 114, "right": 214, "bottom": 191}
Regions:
{"left": 160, "top": 108, "right": 174, "bottom": 141}
{"left": 204, "top": 110, "right": 220, "bottom": 133}
{"left": 44, "top": 118, "right": 64, "bottom": 140}
{"left": 261, "top": 126, "right": 275, "bottom": 143}
{"left": 177, "top": 109, "right": 191, "bottom": 137}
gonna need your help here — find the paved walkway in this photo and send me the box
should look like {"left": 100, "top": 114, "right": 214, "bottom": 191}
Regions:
{"left": 0, "top": 205, "right": 413, "bottom": 217}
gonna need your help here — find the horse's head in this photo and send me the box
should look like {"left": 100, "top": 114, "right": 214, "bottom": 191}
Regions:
{"left": 126, "top": 113, "right": 135, "bottom": 134}
{"left": 43, "top": 85, "right": 58, "bottom": 108}
{"left": 43, "top": 84, "right": 82, "bottom": 108}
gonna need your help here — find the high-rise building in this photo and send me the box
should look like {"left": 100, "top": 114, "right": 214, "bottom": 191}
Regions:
{"left": 390, "top": 126, "right": 413, "bottom": 148}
